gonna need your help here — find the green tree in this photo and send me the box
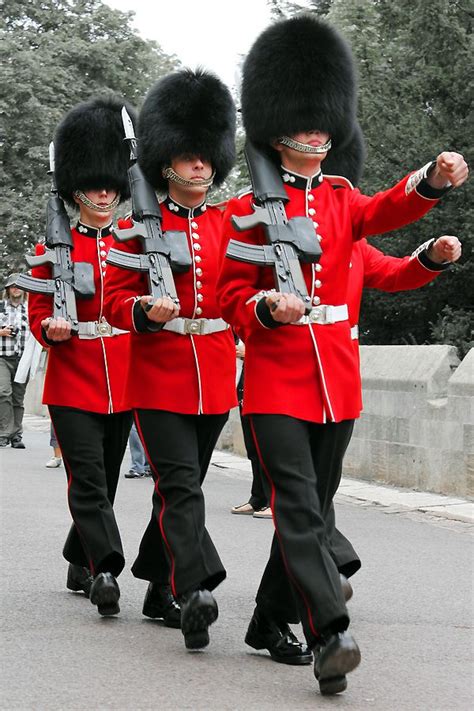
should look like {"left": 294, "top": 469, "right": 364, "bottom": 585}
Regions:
{"left": 0, "top": 0, "right": 179, "bottom": 281}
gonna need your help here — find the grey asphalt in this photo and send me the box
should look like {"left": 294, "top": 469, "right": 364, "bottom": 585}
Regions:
{"left": 1, "top": 429, "right": 473, "bottom": 710}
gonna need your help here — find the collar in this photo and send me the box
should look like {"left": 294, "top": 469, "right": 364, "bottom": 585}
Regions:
{"left": 280, "top": 166, "right": 324, "bottom": 191}
{"left": 164, "top": 196, "right": 207, "bottom": 219}
{"left": 75, "top": 221, "right": 112, "bottom": 238}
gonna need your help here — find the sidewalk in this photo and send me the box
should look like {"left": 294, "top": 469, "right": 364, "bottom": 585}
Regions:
{"left": 211, "top": 449, "right": 474, "bottom": 525}
{"left": 23, "top": 414, "right": 474, "bottom": 525}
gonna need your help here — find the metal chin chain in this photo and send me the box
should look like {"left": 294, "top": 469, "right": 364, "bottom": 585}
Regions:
{"left": 279, "top": 136, "right": 332, "bottom": 154}
{"left": 73, "top": 190, "right": 121, "bottom": 212}
{"left": 162, "top": 167, "right": 215, "bottom": 188}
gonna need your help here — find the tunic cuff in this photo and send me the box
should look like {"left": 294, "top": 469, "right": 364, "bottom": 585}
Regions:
{"left": 255, "top": 298, "right": 283, "bottom": 330}
{"left": 132, "top": 301, "right": 165, "bottom": 333}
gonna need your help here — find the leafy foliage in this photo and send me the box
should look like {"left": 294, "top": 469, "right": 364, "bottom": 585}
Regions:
{"left": 1, "top": 0, "right": 179, "bottom": 281}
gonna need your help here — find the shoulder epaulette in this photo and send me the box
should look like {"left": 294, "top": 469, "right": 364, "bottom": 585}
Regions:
{"left": 323, "top": 174, "right": 354, "bottom": 190}
{"left": 236, "top": 186, "right": 253, "bottom": 199}
{"left": 208, "top": 200, "right": 229, "bottom": 212}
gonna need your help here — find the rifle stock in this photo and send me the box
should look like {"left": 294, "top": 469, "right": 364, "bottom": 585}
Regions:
{"left": 226, "top": 141, "right": 321, "bottom": 314}
{"left": 107, "top": 125, "right": 192, "bottom": 307}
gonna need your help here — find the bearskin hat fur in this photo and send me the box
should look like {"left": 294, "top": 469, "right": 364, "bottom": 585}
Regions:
{"left": 321, "top": 122, "right": 365, "bottom": 186}
{"left": 138, "top": 68, "right": 236, "bottom": 191}
{"left": 242, "top": 15, "right": 358, "bottom": 154}
{"left": 54, "top": 95, "right": 137, "bottom": 207}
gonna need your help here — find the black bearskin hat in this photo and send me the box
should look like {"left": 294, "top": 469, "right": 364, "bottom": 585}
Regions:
{"left": 322, "top": 122, "right": 365, "bottom": 186}
{"left": 242, "top": 15, "right": 358, "bottom": 154}
{"left": 54, "top": 95, "right": 137, "bottom": 207}
{"left": 138, "top": 68, "right": 236, "bottom": 191}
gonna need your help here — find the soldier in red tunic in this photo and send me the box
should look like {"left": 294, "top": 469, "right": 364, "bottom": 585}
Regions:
{"left": 28, "top": 96, "right": 134, "bottom": 617}
{"left": 104, "top": 69, "right": 237, "bottom": 650}
{"left": 216, "top": 16, "right": 468, "bottom": 694}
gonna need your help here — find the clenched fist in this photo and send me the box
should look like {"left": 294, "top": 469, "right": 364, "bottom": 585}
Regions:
{"left": 41, "top": 317, "right": 72, "bottom": 342}
{"left": 265, "top": 292, "right": 306, "bottom": 324}
{"left": 428, "top": 235, "right": 462, "bottom": 264}
{"left": 428, "top": 152, "right": 468, "bottom": 189}
{"left": 141, "top": 295, "right": 179, "bottom": 323}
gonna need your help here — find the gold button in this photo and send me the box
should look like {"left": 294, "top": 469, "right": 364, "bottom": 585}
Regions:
{"left": 194, "top": 243, "right": 201, "bottom": 251}
{"left": 317, "top": 235, "right": 322, "bottom": 242}
{"left": 192, "top": 232, "right": 199, "bottom": 239}
{"left": 195, "top": 268, "right": 203, "bottom": 276}
{"left": 315, "top": 264, "right": 322, "bottom": 272}
{"left": 313, "top": 296, "right": 321, "bottom": 306}
{"left": 195, "top": 256, "right": 202, "bottom": 263}
{"left": 197, "top": 294, "right": 203, "bottom": 302}
{"left": 196, "top": 307, "right": 202, "bottom": 315}
{"left": 196, "top": 281, "right": 202, "bottom": 289}
{"left": 308, "top": 208, "right": 316, "bottom": 216}
{"left": 308, "top": 194, "right": 314, "bottom": 202}
{"left": 191, "top": 221, "right": 198, "bottom": 229}
{"left": 314, "top": 280, "right": 322, "bottom": 288}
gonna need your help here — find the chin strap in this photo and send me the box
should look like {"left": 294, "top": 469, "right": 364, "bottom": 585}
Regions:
{"left": 278, "top": 136, "right": 332, "bottom": 154}
{"left": 73, "top": 190, "right": 120, "bottom": 212}
{"left": 162, "top": 167, "right": 215, "bottom": 189}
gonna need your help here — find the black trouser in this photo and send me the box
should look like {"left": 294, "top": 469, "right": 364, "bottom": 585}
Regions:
{"left": 240, "top": 413, "right": 269, "bottom": 509}
{"left": 49, "top": 406, "right": 132, "bottom": 577}
{"left": 131, "top": 410, "right": 228, "bottom": 597}
{"left": 249, "top": 415, "right": 355, "bottom": 647}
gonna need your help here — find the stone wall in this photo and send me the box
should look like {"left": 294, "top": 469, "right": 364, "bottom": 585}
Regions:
{"left": 217, "top": 346, "right": 474, "bottom": 498}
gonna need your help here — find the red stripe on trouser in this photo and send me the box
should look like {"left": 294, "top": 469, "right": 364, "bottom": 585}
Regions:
{"left": 49, "top": 411, "right": 94, "bottom": 575}
{"left": 249, "top": 416, "right": 319, "bottom": 639}
{"left": 134, "top": 411, "right": 177, "bottom": 598}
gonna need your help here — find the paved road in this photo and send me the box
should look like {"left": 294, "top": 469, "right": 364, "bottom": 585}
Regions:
{"left": 1, "top": 429, "right": 473, "bottom": 710}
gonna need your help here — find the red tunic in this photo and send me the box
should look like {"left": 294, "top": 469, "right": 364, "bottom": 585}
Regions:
{"left": 28, "top": 223, "right": 130, "bottom": 414}
{"left": 103, "top": 198, "right": 237, "bottom": 415}
{"left": 217, "top": 167, "right": 442, "bottom": 423}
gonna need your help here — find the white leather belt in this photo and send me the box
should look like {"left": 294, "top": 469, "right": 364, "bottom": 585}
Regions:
{"left": 351, "top": 325, "right": 359, "bottom": 340}
{"left": 77, "top": 319, "right": 128, "bottom": 339}
{"left": 293, "top": 304, "right": 349, "bottom": 326}
{"left": 163, "top": 317, "right": 229, "bottom": 336}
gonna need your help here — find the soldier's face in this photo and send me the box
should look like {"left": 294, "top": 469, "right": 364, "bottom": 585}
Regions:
{"left": 171, "top": 155, "right": 213, "bottom": 183}
{"left": 74, "top": 188, "right": 118, "bottom": 225}
{"left": 292, "top": 130, "right": 330, "bottom": 149}
{"left": 273, "top": 130, "right": 330, "bottom": 172}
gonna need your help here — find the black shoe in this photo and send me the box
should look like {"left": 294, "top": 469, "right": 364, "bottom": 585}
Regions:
{"left": 314, "top": 632, "right": 361, "bottom": 695}
{"left": 180, "top": 589, "right": 218, "bottom": 650}
{"left": 245, "top": 609, "right": 313, "bottom": 665}
{"left": 340, "top": 574, "right": 353, "bottom": 602}
{"left": 143, "top": 582, "right": 181, "bottom": 628}
{"left": 0, "top": 437, "right": 9, "bottom": 447}
{"left": 66, "top": 564, "right": 94, "bottom": 598}
{"left": 125, "top": 469, "right": 143, "bottom": 479}
{"left": 89, "top": 573, "right": 120, "bottom": 616}
{"left": 10, "top": 436, "right": 25, "bottom": 449}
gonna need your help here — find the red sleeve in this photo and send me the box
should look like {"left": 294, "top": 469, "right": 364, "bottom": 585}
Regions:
{"left": 216, "top": 195, "right": 276, "bottom": 335}
{"left": 103, "top": 218, "right": 148, "bottom": 332}
{"left": 27, "top": 243, "right": 54, "bottom": 348}
{"left": 349, "top": 172, "right": 440, "bottom": 241}
{"left": 361, "top": 240, "right": 441, "bottom": 292}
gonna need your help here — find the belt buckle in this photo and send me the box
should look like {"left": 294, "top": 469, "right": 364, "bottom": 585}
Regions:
{"left": 97, "top": 321, "right": 112, "bottom": 336}
{"left": 310, "top": 306, "right": 324, "bottom": 324}
{"left": 185, "top": 319, "right": 203, "bottom": 335}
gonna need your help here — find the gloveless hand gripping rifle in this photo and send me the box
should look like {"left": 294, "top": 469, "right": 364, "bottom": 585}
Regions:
{"left": 11, "top": 142, "right": 95, "bottom": 333}
{"left": 106, "top": 107, "right": 192, "bottom": 309}
{"left": 226, "top": 141, "right": 322, "bottom": 315}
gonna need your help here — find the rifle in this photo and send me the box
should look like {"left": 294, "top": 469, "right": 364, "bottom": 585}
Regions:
{"left": 12, "top": 142, "right": 95, "bottom": 334}
{"left": 106, "top": 107, "right": 191, "bottom": 309}
{"left": 226, "top": 141, "right": 322, "bottom": 315}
